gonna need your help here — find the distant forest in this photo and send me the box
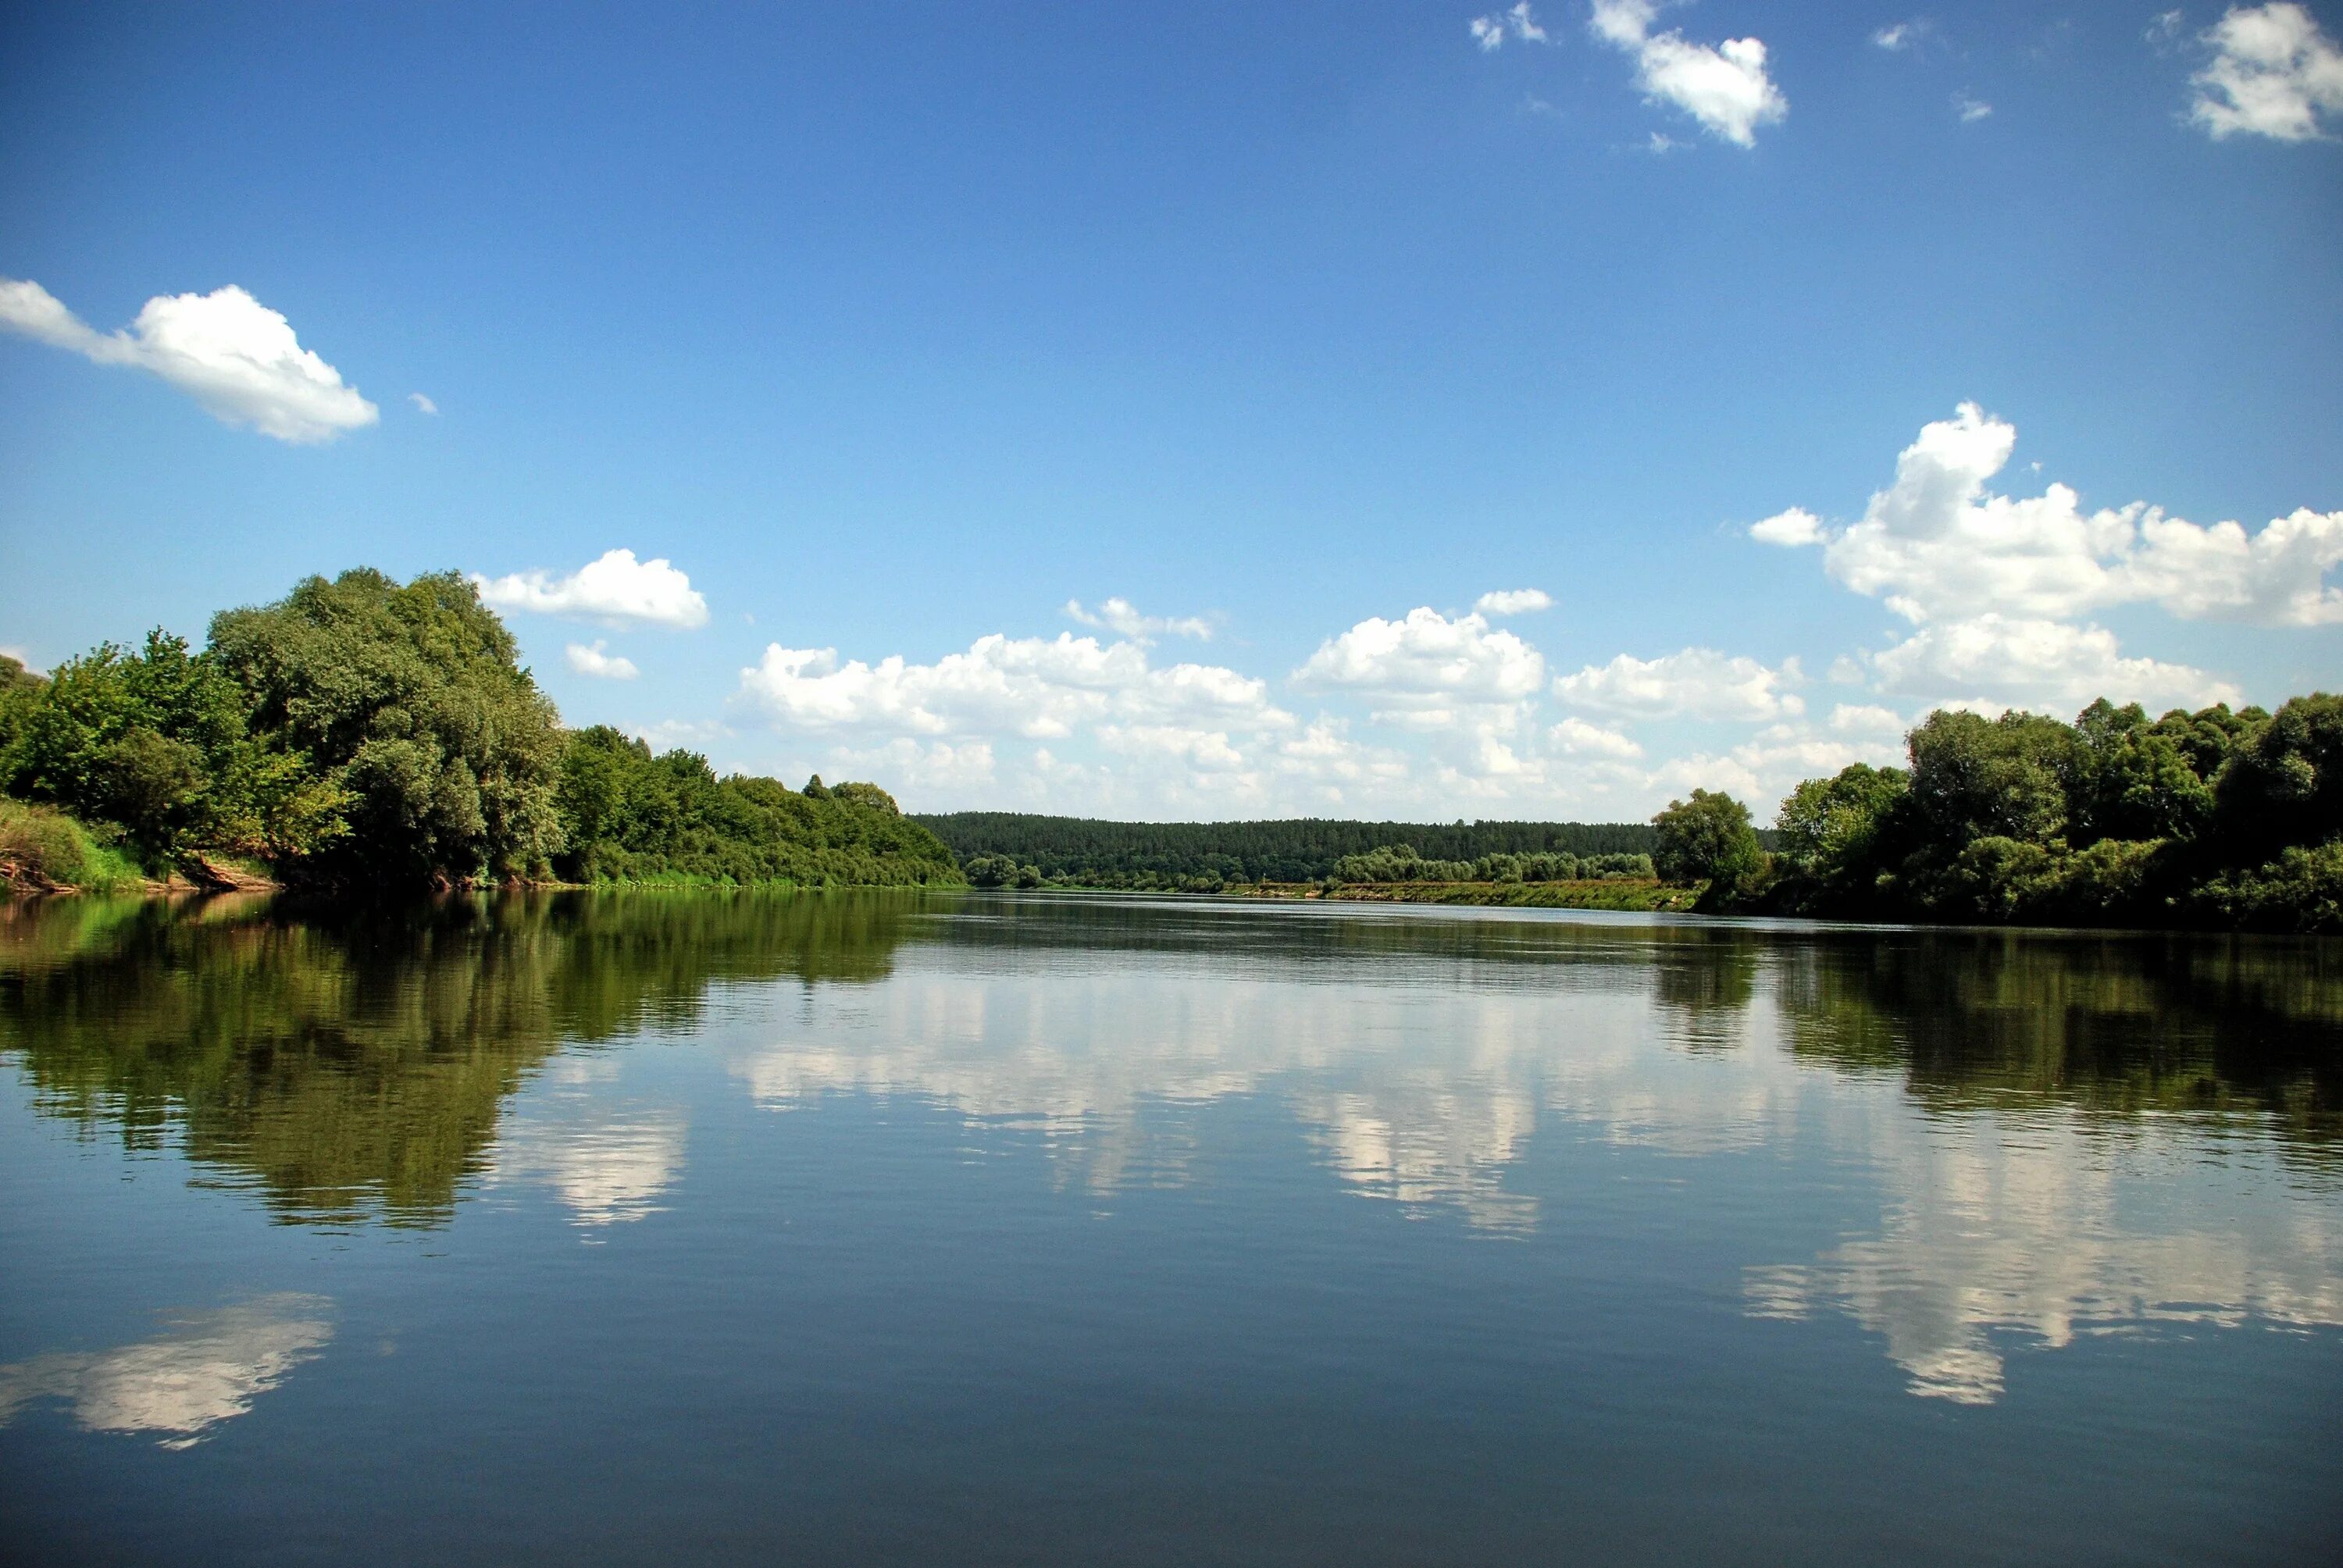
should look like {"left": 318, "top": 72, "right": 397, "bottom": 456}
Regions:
{"left": 911, "top": 813, "right": 1660, "bottom": 887}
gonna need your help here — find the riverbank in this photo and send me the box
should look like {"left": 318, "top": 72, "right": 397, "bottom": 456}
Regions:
{"left": 1245, "top": 878, "right": 1703, "bottom": 913}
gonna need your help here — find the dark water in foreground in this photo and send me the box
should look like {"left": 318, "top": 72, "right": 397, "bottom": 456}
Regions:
{"left": 2, "top": 891, "right": 2339, "bottom": 1566}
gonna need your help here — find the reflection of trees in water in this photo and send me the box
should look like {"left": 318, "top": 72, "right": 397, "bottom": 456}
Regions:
{"left": 0, "top": 889, "right": 943, "bottom": 1226}
{"left": 1769, "top": 929, "right": 2343, "bottom": 1149}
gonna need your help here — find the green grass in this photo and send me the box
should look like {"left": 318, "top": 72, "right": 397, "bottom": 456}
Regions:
{"left": 0, "top": 799, "right": 150, "bottom": 895}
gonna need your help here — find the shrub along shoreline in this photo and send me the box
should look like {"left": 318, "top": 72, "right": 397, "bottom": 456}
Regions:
{"left": 1, "top": 568, "right": 961, "bottom": 896}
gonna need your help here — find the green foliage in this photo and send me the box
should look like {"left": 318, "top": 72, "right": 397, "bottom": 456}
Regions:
{"left": 0, "top": 797, "right": 146, "bottom": 894}
{"left": 1765, "top": 691, "right": 2343, "bottom": 931}
{"left": 2197, "top": 842, "right": 2343, "bottom": 933}
{"left": 551, "top": 727, "right": 961, "bottom": 887}
{"left": 3, "top": 630, "right": 340, "bottom": 864}
{"left": 1775, "top": 764, "right": 1908, "bottom": 901}
{"left": 2214, "top": 693, "right": 2343, "bottom": 861}
{"left": 918, "top": 813, "right": 1660, "bottom": 888}
{"left": 208, "top": 568, "right": 565, "bottom": 884}
{"left": 1652, "top": 788, "right": 1763, "bottom": 889}
{"left": 1906, "top": 708, "right": 2080, "bottom": 848}
{"left": 2, "top": 569, "right": 941, "bottom": 896}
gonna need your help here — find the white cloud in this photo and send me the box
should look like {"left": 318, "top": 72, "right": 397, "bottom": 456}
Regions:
{"left": 1954, "top": 92, "right": 1993, "bottom": 122}
{"left": 1648, "top": 722, "right": 1908, "bottom": 811}
{"left": 1873, "top": 20, "right": 1926, "bottom": 52}
{"left": 2190, "top": 3, "right": 2343, "bottom": 141}
{"left": 408, "top": 391, "right": 437, "bottom": 415}
{"left": 473, "top": 548, "right": 711, "bottom": 629}
{"left": 2149, "top": 9, "right": 2188, "bottom": 48}
{"left": 1474, "top": 587, "right": 1554, "bottom": 615}
{"left": 1295, "top": 608, "right": 1545, "bottom": 707}
{"left": 1589, "top": 0, "right": 1788, "bottom": 147}
{"left": 1759, "top": 402, "right": 2343, "bottom": 626}
{"left": 1555, "top": 647, "right": 1805, "bottom": 721}
{"left": 1471, "top": 2, "right": 1550, "bottom": 50}
{"left": 1862, "top": 615, "right": 2242, "bottom": 711}
{"left": 736, "top": 632, "right": 1291, "bottom": 742}
{"left": 0, "top": 278, "right": 377, "bottom": 443}
{"left": 565, "top": 640, "right": 639, "bottom": 680}
{"left": 1550, "top": 715, "right": 1645, "bottom": 759}
{"left": 1749, "top": 506, "right": 1823, "bottom": 546}
{"left": 1828, "top": 703, "right": 1908, "bottom": 736}
{"left": 1063, "top": 596, "right": 1213, "bottom": 641}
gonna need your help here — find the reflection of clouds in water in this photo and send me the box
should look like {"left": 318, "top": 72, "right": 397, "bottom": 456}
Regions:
{"left": 1745, "top": 1110, "right": 2343, "bottom": 1405}
{"left": 734, "top": 969, "right": 1666, "bottom": 1230}
{"left": 734, "top": 950, "right": 2343, "bottom": 1392}
{"left": 0, "top": 1294, "right": 333, "bottom": 1449}
{"left": 490, "top": 1102, "right": 688, "bottom": 1227}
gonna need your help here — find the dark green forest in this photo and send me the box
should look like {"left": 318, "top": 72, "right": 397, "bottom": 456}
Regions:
{"left": 915, "top": 812, "right": 1658, "bottom": 890}
{"left": 0, "top": 568, "right": 961, "bottom": 893}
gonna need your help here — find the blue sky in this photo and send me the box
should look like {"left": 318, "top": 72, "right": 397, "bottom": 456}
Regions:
{"left": 3, "top": 1, "right": 2338, "bottom": 819}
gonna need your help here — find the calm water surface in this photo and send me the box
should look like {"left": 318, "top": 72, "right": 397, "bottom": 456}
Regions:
{"left": 2, "top": 890, "right": 2339, "bottom": 1564}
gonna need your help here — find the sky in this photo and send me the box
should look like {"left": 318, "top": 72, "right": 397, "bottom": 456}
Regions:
{"left": 2, "top": 0, "right": 2339, "bottom": 822}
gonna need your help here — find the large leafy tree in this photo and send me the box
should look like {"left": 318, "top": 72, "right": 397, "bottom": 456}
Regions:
{"left": 208, "top": 569, "right": 566, "bottom": 884}
{"left": 1652, "top": 789, "right": 1763, "bottom": 886}
{"left": 5, "top": 632, "right": 341, "bottom": 861}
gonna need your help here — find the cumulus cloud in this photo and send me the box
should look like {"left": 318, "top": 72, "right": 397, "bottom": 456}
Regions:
{"left": 1749, "top": 506, "right": 1823, "bottom": 546}
{"left": 1550, "top": 715, "right": 1645, "bottom": 759}
{"left": 1063, "top": 597, "right": 1213, "bottom": 642}
{"left": 473, "top": 548, "right": 710, "bottom": 629}
{"left": 1474, "top": 587, "right": 1554, "bottom": 615}
{"left": 1754, "top": 402, "right": 2343, "bottom": 626}
{"left": 408, "top": 392, "right": 438, "bottom": 415}
{"left": 2190, "top": 3, "right": 2343, "bottom": 141}
{"left": 1295, "top": 608, "right": 1545, "bottom": 708}
{"left": 1471, "top": 3, "right": 1550, "bottom": 50}
{"left": 1646, "top": 722, "right": 1909, "bottom": 807}
{"left": 0, "top": 278, "right": 376, "bottom": 443}
{"left": 736, "top": 632, "right": 1291, "bottom": 742}
{"left": 1828, "top": 703, "right": 1908, "bottom": 736}
{"left": 1589, "top": 0, "right": 1788, "bottom": 146}
{"left": 1862, "top": 615, "right": 2241, "bottom": 711}
{"left": 1873, "top": 20, "right": 1927, "bottom": 51}
{"left": 565, "top": 640, "right": 639, "bottom": 680}
{"left": 1954, "top": 92, "right": 1993, "bottom": 122}
{"left": 1554, "top": 647, "right": 1805, "bottom": 721}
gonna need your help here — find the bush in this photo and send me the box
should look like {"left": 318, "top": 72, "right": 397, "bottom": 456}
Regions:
{"left": 0, "top": 799, "right": 145, "bottom": 894}
{"left": 2197, "top": 843, "right": 2343, "bottom": 933}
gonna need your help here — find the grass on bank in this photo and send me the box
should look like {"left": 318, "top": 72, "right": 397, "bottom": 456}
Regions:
{"left": 0, "top": 798, "right": 150, "bottom": 895}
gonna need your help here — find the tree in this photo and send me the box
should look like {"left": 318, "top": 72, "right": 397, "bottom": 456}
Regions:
{"left": 208, "top": 569, "right": 565, "bottom": 884}
{"left": 1904, "top": 708, "right": 2078, "bottom": 849}
{"left": 2214, "top": 693, "right": 2343, "bottom": 861}
{"left": 1775, "top": 764, "right": 1907, "bottom": 890}
{"left": 5, "top": 631, "right": 342, "bottom": 862}
{"left": 828, "top": 781, "right": 899, "bottom": 813}
{"left": 1652, "top": 789, "right": 1763, "bottom": 886}
{"left": 963, "top": 853, "right": 1018, "bottom": 887}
